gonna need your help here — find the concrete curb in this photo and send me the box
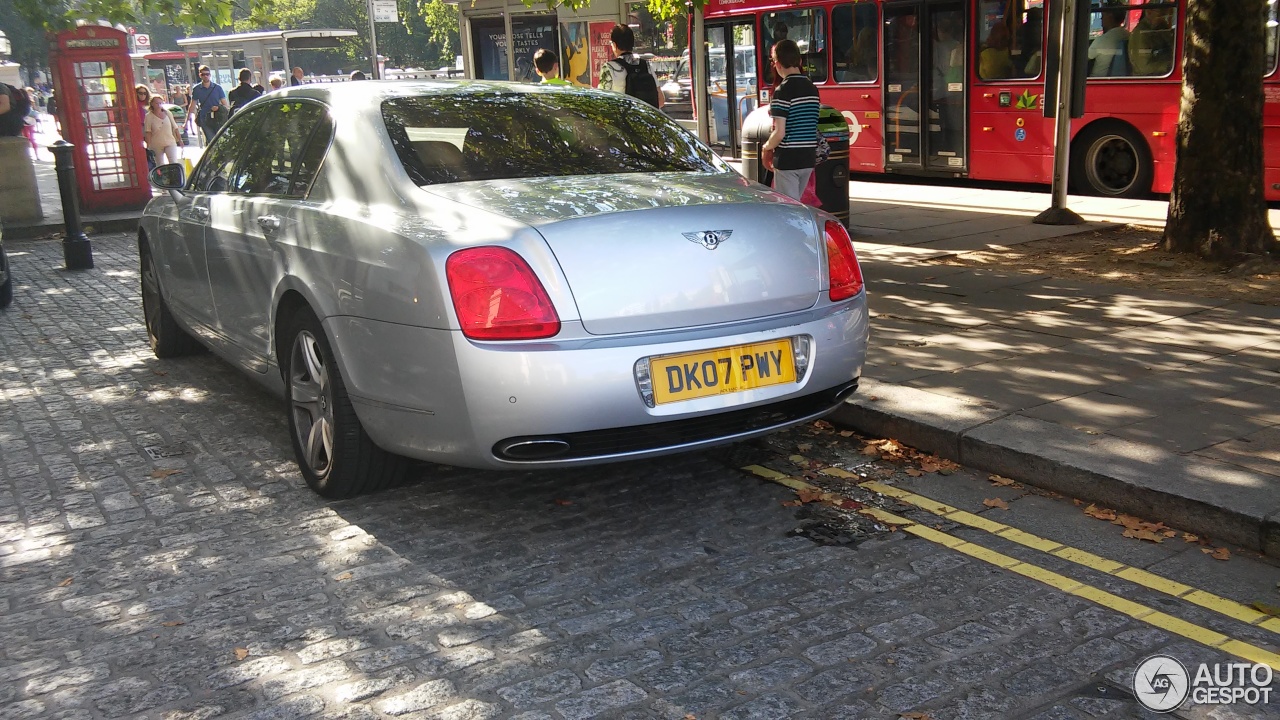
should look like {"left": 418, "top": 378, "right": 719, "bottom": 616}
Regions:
{"left": 6, "top": 216, "right": 140, "bottom": 241}
{"left": 830, "top": 378, "right": 1280, "bottom": 557}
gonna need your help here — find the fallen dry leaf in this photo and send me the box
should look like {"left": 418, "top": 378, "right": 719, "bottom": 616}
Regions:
{"left": 58, "top": 577, "right": 73, "bottom": 587}
{"left": 150, "top": 468, "right": 183, "bottom": 479}
{"left": 153, "top": 370, "right": 167, "bottom": 376}
{"left": 554, "top": 499, "right": 573, "bottom": 506}
{"left": 899, "top": 712, "right": 931, "bottom": 719}
{"left": 920, "top": 461, "right": 940, "bottom": 474}
{"left": 885, "top": 657, "right": 896, "bottom": 665}
{"left": 1113, "top": 514, "right": 1147, "bottom": 531}
{"left": 1183, "top": 533, "right": 1200, "bottom": 543}
{"left": 860, "top": 444, "right": 881, "bottom": 457}
{"left": 1162, "top": 530, "right": 1177, "bottom": 538}
{"left": 983, "top": 498, "right": 1009, "bottom": 510}
{"left": 684, "top": 715, "right": 697, "bottom": 720}
{"left": 905, "top": 468, "right": 923, "bottom": 477}
{"left": 780, "top": 500, "right": 802, "bottom": 507}
{"left": 1083, "top": 504, "right": 1117, "bottom": 521}
{"left": 839, "top": 499, "right": 864, "bottom": 510}
{"left": 1250, "top": 601, "right": 1280, "bottom": 618}
{"left": 796, "top": 487, "right": 825, "bottom": 504}
{"left": 839, "top": 430, "right": 855, "bottom": 437}
{"left": 161, "top": 621, "right": 184, "bottom": 627}
{"left": 234, "top": 647, "right": 250, "bottom": 661}
{"left": 1123, "top": 528, "right": 1165, "bottom": 543}
{"left": 988, "top": 474, "right": 1018, "bottom": 487}
{"left": 1209, "top": 547, "right": 1231, "bottom": 561}
{"left": 335, "top": 572, "right": 353, "bottom": 581}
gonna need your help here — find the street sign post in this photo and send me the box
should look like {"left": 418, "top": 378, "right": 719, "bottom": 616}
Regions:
{"left": 366, "top": 0, "right": 398, "bottom": 79}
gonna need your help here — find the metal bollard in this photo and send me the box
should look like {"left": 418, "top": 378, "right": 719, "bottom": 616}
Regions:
{"left": 48, "top": 140, "right": 93, "bottom": 270}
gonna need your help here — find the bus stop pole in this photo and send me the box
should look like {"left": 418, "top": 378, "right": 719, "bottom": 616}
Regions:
{"left": 367, "top": 0, "right": 382, "bottom": 79}
{"left": 1034, "top": 0, "right": 1085, "bottom": 225}
{"left": 693, "top": 7, "right": 709, "bottom": 144}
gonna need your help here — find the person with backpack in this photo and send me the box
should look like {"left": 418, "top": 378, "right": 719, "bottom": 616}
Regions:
{"left": 598, "top": 24, "right": 663, "bottom": 109}
{"left": 0, "top": 83, "right": 33, "bottom": 138}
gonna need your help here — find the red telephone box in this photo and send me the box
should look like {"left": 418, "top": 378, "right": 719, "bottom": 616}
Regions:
{"left": 49, "top": 26, "right": 152, "bottom": 212}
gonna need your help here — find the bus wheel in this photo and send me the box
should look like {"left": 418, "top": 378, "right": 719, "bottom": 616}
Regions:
{"left": 1070, "top": 123, "right": 1153, "bottom": 198}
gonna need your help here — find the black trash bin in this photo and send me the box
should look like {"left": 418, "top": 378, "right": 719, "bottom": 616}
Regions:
{"left": 739, "top": 105, "right": 774, "bottom": 185}
{"left": 815, "top": 105, "right": 851, "bottom": 227}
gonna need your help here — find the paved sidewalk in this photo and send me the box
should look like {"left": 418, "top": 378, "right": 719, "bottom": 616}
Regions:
{"left": 832, "top": 180, "right": 1280, "bottom": 557}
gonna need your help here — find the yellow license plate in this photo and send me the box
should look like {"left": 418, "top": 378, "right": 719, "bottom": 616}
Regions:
{"left": 651, "top": 339, "right": 796, "bottom": 405}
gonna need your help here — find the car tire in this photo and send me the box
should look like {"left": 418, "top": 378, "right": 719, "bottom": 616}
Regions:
{"left": 140, "top": 241, "right": 203, "bottom": 357}
{"left": 1070, "top": 122, "right": 1153, "bottom": 199}
{"left": 282, "top": 306, "right": 409, "bottom": 498}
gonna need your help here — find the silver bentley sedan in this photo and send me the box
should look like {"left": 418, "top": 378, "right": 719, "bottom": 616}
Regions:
{"left": 141, "top": 81, "right": 869, "bottom": 498}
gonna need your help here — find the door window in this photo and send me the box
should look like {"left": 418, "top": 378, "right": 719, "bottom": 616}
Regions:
{"left": 833, "top": 3, "right": 879, "bottom": 82}
{"left": 227, "top": 101, "right": 331, "bottom": 196}
{"left": 762, "top": 8, "right": 828, "bottom": 84}
{"left": 190, "top": 105, "right": 268, "bottom": 193}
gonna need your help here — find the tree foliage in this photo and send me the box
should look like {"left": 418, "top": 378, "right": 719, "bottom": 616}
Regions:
{"left": 9, "top": 0, "right": 274, "bottom": 33}
{"left": 1163, "top": 0, "right": 1277, "bottom": 260}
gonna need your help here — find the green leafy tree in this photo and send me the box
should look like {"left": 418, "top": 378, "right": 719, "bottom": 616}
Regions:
{"left": 0, "top": 0, "right": 48, "bottom": 72}
{"left": 1163, "top": 0, "right": 1278, "bottom": 261}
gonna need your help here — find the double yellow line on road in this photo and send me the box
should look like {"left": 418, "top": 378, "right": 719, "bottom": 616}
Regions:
{"left": 743, "top": 463, "right": 1280, "bottom": 670}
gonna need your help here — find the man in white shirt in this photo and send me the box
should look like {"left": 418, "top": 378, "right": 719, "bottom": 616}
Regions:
{"left": 1088, "top": 7, "right": 1130, "bottom": 77}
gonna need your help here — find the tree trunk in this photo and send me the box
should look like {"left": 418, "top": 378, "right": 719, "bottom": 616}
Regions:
{"left": 1163, "top": 0, "right": 1277, "bottom": 260}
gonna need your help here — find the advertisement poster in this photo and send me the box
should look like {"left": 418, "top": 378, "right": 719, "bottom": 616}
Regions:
{"left": 589, "top": 21, "right": 615, "bottom": 88}
{"left": 560, "top": 22, "right": 590, "bottom": 87}
{"left": 471, "top": 17, "right": 508, "bottom": 80}
{"left": 510, "top": 15, "right": 556, "bottom": 83}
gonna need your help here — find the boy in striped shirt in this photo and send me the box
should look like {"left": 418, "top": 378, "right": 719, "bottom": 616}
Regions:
{"left": 761, "top": 39, "right": 821, "bottom": 200}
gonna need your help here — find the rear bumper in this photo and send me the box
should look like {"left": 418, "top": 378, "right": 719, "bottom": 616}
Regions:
{"left": 330, "top": 299, "right": 868, "bottom": 469}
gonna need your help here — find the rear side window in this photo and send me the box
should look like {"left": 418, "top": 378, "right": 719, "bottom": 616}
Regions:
{"left": 382, "top": 91, "right": 726, "bottom": 185}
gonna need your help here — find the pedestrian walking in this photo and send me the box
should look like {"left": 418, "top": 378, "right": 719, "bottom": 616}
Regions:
{"left": 761, "top": 39, "right": 820, "bottom": 201}
{"left": 144, "top": 94, "right": 184, "bottom": 167}
{"left": 187, "top": 65, "right": 229, "bottom": 146}
{"left": 290, "top": 67, "right": 305, "bottom": 86}
{"left": 228, "top": 68, "right": 261, "bottom": 115}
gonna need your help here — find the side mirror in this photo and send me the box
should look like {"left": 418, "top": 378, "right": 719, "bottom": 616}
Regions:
{"left": 150, "top": 163, "right": 185, "bottom": 191}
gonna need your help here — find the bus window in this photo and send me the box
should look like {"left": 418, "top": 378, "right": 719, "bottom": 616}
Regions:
{"left": 833, "top": 3, "right": 879, "bottom": 83}
{"left": 762, "top": 9, "right": 829, "bottom": 84}
{"left": 977, "top": 0, "right": 1044, "bottom": 80}
{"left": 1127, "top": 3, "right": 1177, "bottom": 77}
{"left": 1087, "top": 0, "right": 1134, "bottom": 77}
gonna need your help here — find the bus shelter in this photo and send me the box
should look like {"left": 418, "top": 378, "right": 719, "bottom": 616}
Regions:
{"left": 176, "top": 29, "right": 358, "bottom": 88}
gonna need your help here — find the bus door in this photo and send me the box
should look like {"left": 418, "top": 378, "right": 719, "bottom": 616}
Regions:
{"left": 883, "top": 0, "right": 968, "bottom": 173}
{"left": 703, "top": 20, "right": 759, "bottom": 156}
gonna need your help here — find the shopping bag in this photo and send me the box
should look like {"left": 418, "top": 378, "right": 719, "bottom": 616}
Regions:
{"left": 800, "top": 172, "right": 822, "bottom": 208}
{"left": 182, "top": 157, "right": 193, "bottom": 177}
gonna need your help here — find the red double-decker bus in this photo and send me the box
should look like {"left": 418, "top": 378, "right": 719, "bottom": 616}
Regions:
{"left": 698, "top": 0, "right": 1280, "bottom": 199}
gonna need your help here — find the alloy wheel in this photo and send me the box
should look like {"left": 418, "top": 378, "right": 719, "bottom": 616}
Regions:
{"left": 290, "top": 330, "right": 335, "bottom": 480}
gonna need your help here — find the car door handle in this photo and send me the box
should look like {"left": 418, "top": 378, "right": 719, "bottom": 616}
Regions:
{"left": 257, "top": 215, "right": 281, "bottom": 232}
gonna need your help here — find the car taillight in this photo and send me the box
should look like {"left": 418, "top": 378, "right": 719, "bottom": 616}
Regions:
{"left": 445, "top": 247, "right": 561, "bottom": 340}
{"left": 825, "top": 220, "right": 864, "bottom": 301}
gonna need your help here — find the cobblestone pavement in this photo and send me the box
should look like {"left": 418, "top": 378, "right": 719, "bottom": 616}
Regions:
{"left": 2, "top": 234, "right": 1278, "bottom": 719}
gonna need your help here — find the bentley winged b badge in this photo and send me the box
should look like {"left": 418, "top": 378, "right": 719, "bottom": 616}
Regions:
{"left": 683, "top": 229, "right": 733, "bottom": 250}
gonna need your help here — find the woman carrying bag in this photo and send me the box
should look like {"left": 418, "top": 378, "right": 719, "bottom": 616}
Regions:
{"left": 143, "top": 95, "right": 184, "bottom": 167}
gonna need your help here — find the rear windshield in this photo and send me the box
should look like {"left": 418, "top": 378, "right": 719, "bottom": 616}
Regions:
{"left": 382, "top": 91, "right": 725, "bottom": 185}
